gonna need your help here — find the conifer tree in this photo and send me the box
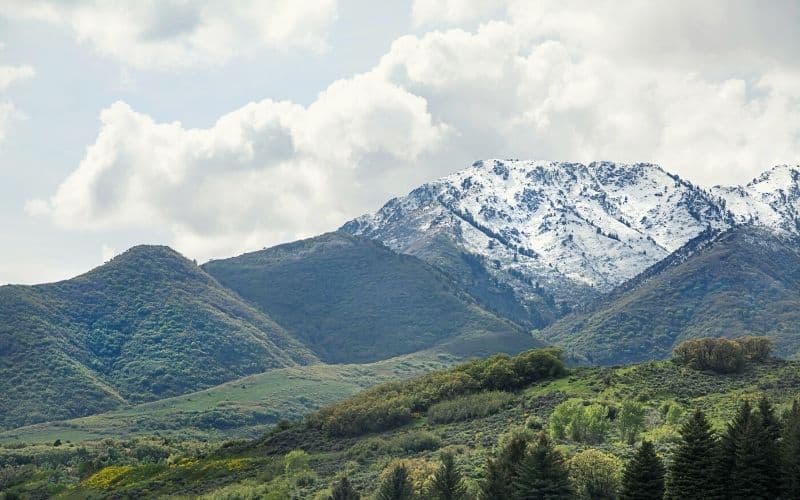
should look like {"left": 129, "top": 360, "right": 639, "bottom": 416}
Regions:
{"left": 376, "top": 464, "right": 415, "bottom": 500}
{"left": 429, "top": 453, "right": 466, "bottom": 500}
{"left": 717, "top": 399, "right": 781, "bottom": 500}
{"left": 620, "top": 440, "right": 665, "bottom": 500}
{"left": 716, "top": 400, "right": 754, "bottom": 498}
{"left": 512, "top": 433, "right": 572, "bottom": 500}
{"left": 480, "top": 434, "right": 528, "bottom": 500}
{"left": 756, "top": 397, "right": 782, "bottom": 499}
{"left": 330, "top": 476, "right": 360, "bottom": 500}
{"left": 665, "top": 409, "right": 721, "bottom": 500}
{"left": 781, "top": 400, "right": 800, "bottom": 499}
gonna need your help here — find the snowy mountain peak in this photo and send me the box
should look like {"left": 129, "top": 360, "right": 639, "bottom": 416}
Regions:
{"left": 712, "top": 164, "right": 800, "bottom": 232}
{"left": 344, "top": 159, "right": 732, "bottom": 313}
{"left": 343, "top": 159, "right": 800, "bottom": 328}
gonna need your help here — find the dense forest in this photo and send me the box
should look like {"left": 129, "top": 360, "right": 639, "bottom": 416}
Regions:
{"left": 2, "top": 337, "right": 799, "bottom": 499}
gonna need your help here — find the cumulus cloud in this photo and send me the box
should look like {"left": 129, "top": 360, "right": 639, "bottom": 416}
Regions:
{"left": 27, "top": 1, "right": 800, "bottom": 260}
{"left": 1, "top": 0, "right": 337, "bottom": 69}
{"left": 27, "top": 74, "right": 446, "bottom": 260}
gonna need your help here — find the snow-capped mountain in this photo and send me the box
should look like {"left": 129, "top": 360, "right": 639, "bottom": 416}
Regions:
{"left": 713, "top": 165, "right": 800, "bottom": 233}
{"left": 342, "top": 160, "right": 800, "bottom": 324}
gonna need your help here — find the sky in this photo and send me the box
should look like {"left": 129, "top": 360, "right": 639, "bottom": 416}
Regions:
{"left": 1, "top": 0, "right": 799, "bottom": 284}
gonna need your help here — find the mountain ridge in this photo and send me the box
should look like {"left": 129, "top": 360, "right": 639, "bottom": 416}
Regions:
{"left": 343, "top": 159, "right": 800, "bottom": 328}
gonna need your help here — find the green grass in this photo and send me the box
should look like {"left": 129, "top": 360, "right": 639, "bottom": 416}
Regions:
{"left": 0, "top": 350, "right": 458, "bottom": 445}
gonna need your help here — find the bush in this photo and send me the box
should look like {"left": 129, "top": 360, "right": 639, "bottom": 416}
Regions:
{"left": 390, "top": 431, "right": 442, "bottom": 453}
{"left": 427, "top": 391, "right": 514, "bottom": 424}
{"left": 568, "top": 449, "right": 622, "bottom": 499}
{"left": 617, "top": 401, "right": 646, "bottom": 445}
{"left": 549, "top": 399, "right": 610, "bottom": 444}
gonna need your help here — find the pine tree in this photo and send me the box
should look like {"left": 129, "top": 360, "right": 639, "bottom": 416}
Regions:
{"left": 512, "top": 433, "right": 572, "bottom": 500}
{"left": 665, "top": 409, "right": 721, "bottom": 500}
{"left": 781, "top": 400, "right": 800, "bottom": 499}
{"left": 376, "top": 464, "right": 415, "bottom": 500}
{"left": 620, "top": 440, "right": 665, "bottom": 500}
{"left": 716, "top": 400, "right": 754, "bottom": 498}
{"left": 480, "top": 434, "right": 528, "bottom": 500}
{"left": 755, "top": 397, "right": 782, "bottom": 499}
{"left": 330, "top": 476, "right": 361, "bottom": 500}
{"left": 429, "top": 453, "right": 466, "bottom": 500}
{"left": 716, "top": 399, "right": 781, "bottom": 500}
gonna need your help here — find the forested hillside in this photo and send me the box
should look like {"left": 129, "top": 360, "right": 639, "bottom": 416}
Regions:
{"left": 0, "top": 246, "right": 317, "bottom": 430}
{"left": 540, "top": 226, "right": 800, "bottom": 364}
{"left": 204, "top": 232, "right": 535, "bottom": 363}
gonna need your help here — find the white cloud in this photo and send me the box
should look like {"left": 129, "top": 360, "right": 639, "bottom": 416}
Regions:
{"left": 0, "top": 63, "right": 34, "bottom": 91}
{"left": 1, "top": 0, "right": 337, "bottom": 70}
{"left": 26, "top": 1, "right": 800, "bottom": 260}
{"left": 0, "top": 63, "right": 35, "bottom": 142}
{"left": 27, "top": 73, "right": 447, "bottom": 261}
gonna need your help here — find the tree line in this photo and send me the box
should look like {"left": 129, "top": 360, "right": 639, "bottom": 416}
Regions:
{"left": 327, "top": 397, "right": 800, "bottom": 499}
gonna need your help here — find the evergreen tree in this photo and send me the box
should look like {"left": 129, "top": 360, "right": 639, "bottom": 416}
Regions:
{"left": 620, "top": 440, "right": 665, "bottom": 500}
{"left": 716, "top": 400, "right": 754, "bottom": 498}
{"left": 782, "top": 400, "right": 800, "bottom": 499}
{"left": 480, "top": 434, "right": 528, "bottom": 500}
{"left": 330, "top": 476, "right": 360, "bottom": 500}
{"left": 429, "top": 453, "right": 466, "bottom": 500}
{"left": 756, "top": 397, "right": 782, "bottom": 499}
{"left": 717, "top": 399, "right": 781, "bottom": 500}
{"left": 665, "top": 410, "right": 721, "bottom": 500}
{"left": 512, "top": 433, "right": 572, "bottom": 500}
{"left": 376, "top": 464, "right": 415, "bottom": 500}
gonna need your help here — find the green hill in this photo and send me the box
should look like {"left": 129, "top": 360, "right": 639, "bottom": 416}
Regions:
{"left": 0, "top": 350, "right": 456, "bottom": 445}
{"left": 203, "top": 232, "right": 537, "bottom": 363}
{"left": 539, "top": 227, "right": 800, "bottom": 365}
{"left": 0, "top": 246, "right": 317, "bottom": 430}
{"left": 6, "top": 348, "right": 798, "bottom": 499}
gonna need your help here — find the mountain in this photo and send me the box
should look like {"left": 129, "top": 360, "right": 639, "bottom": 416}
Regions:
{"left": 713, "top": 164, "right": 800, "bottom": 232}
{"left": 0, "top": 245, "right": 317, "bottom": 429}
{"left": 343, "top": 159, "right": 733, "bottom": 327}
{"left": 539, "top": 226, "right": 800, "bottom": 364}
{"left": 203, "top": 232, "right": 536, "bottom": 364}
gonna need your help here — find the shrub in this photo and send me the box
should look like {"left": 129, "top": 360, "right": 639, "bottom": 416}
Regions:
{"left": 618, "top": 401, "right": 647, "bottom": 445}
{"left": 284, "top": 449, "right": 311, "bottom": 476}
{"left": 569, "top": 449, "right": 622, "bottom": 499}
{"left": 549, "top": 399, "right": 610, "bottom": 444}
{"left": 390, "top": 431, "right": 442, "bottom": 453}
{"left": 427, "top": 391, "right": 514, "bottom": 424}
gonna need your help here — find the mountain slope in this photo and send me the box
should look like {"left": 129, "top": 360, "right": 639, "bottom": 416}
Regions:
{"left": 203, "top": 232, "right": 537, "bottom": 363}
{"left": 343, "top": 159, "right": 731, "bottom": 327}
{"left": 539, "top": 226, "right": 800, "bottom": 364}
{"left": 0, "top": 245, "right": 317, "bottom": 429}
